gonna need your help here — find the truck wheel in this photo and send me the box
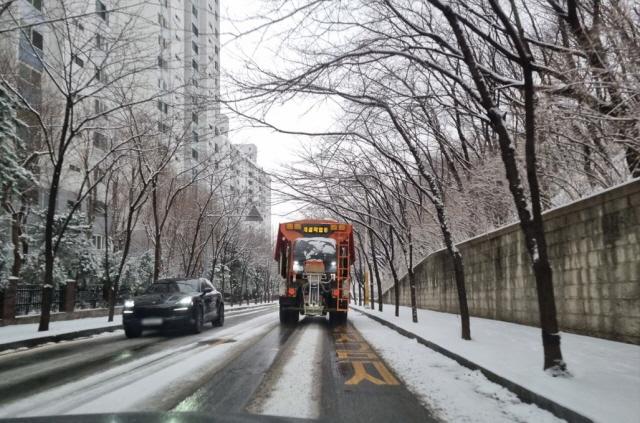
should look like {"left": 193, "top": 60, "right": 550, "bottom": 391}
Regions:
{"left": 329, "top": 311, "right": 347, "bottom": 326}
{"left": 279, "top": 308, "right": 298, "bottom": 325}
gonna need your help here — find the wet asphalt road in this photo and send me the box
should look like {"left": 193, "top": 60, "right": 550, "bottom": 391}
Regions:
{"left": 0, "top": 305, "right": 435, "bottom": 422}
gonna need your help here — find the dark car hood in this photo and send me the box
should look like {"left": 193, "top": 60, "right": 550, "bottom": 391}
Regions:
{"left": 134, "top": 293, "right": 188, "bottom": 306}
{"left": 0, "top": 412, "right": 321, "bottom": 423}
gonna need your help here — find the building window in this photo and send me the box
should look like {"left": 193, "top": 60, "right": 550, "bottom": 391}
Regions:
{"left": 94, "top": 167, "right": 106, "bottom": 181}
{"left": 28, "top": 0, "right": 42, "bottom": 10}
{"left": 192, "top": 41, "right": 199, "bottom": 54}
{"left": 192, "top": 130, "right": 199, "bottom": 143}
{"left": 158, "top": 122, "right": 169, "bottom": 133}
{"left": 31, "top": 29, "right": 43, "bottom": 50}
{"left": 158, "top": 14, "right": 167, "bottom": 28}
{"left": 92, "top": 235, "right": 104, "bottom": 250}
{"left": 95, "top": 67, "right": 107, "bottom": 82}
{"left": 192, "top": 59, "right": 198, "bottom": 71}
{"left": 157, "top": 100, "right": 168, "bottom": 114}
{"left": 192, "top": 3, "right": 198, "bottom": 17}
{"left": 95, "top": 33, "right": 106, "bottom": 50}
{"left": 214, "top": 143, "right": 219, "bottom": 153}
{"left": 69, "top": 164, "right": 81, "bottom": 172}
{"left": 192, "top": 23, "right": 199, "bottom": 37}
{"left": 191, "top": 148, "right": 198, "bottom": 160}
{"left": 214, "top": 61, "right": 219, "bottom": 71}
{"left": 94, "top": 99, "right": 106, "bottom": 114}
{"left": 192, "top": 112, "right": 198, "bottom": 123}
{"left": 93, "top": 132, "right": 107, "bottom": 149}
{"left": 158, "top": 56, "right": 167, "bottom": 69}
{"left": 96, "top": 0, "right": 108, "bottom": 22}
{"left": 72, "top": 54, "right": 84, "bottom": 67}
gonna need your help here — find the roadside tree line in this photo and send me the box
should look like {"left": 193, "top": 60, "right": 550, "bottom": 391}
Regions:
{"left": 228, "top": 0, "right": 638, "bottom": 373}
{"left": 0, "top": 1, "right": 273, "bottom": 331}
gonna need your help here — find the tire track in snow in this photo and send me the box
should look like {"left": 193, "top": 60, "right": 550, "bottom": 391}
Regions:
{"left": 247, "top": 318, "right": 324, "bottom": 419}
{"left": 0, "top": 312, "right": 278, "bottom": 417}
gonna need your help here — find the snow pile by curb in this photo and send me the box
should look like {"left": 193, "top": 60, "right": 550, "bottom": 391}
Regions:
{"left": 350, "top": 313, "right": 562, "bottom": 423}
{"left": 0, "top": 316, "right": 122, "bottom": 350}
{"left": 351, "top": 304, "right": 640, "bottom": 423}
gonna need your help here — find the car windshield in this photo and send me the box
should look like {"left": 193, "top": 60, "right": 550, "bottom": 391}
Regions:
{"left": 144, "top": 280, "right": 199, "bottom": 295}
{"left": 1, "top": 0, "right": 630, "bottom": 421}
{"left": 293, "top": 237, "right": 336, "bottom": 269}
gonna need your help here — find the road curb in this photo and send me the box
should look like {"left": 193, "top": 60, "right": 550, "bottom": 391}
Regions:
{"left": 226, "top": 303, "right": 277, "bottom": 313}
{"left": 0, "top": 324, "right": 123, "bottom": 352}
{"left": 352, "top": 307, "right": 593, "bottom": 423}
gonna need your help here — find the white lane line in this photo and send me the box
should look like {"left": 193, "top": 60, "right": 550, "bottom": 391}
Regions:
{"left": 0, "top": 312, "right": 278, "bottom": 417}
{"left": 250, "top": 322, "right": 323, "bottom": 419}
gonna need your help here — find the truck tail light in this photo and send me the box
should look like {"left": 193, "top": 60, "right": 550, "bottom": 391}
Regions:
{"left": 288, "top": 288, "right": 296, "bottom": 297}
{"left": 332, "top": 289, "right": 339, "bottom": 298}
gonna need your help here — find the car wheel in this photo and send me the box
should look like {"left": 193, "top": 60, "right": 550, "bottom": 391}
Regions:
{"left": 124, "top": 324, "right": 142, "bottom": 338}
{"left": 213, "top": 303, "right": 224, "bottom": 327}
{"left": 192, "top": 306, "right": 204, "bottom": 334}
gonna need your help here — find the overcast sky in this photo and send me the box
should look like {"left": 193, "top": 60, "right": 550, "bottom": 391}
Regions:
{"left": 220, "top": 0, "right": 338, "bottom": 225}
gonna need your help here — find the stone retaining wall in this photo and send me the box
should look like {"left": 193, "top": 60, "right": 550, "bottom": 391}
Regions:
{"left": 384, "top": 179, "right": 640, "bottom": 344}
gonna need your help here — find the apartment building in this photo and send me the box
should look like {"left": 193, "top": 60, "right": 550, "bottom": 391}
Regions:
{"left": 1, "top": 0, "right": 271, "bottom": 252}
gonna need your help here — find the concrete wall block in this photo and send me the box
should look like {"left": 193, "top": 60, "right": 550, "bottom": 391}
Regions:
{"left": 393, "top": 181, "right": 640, "bottom": 344}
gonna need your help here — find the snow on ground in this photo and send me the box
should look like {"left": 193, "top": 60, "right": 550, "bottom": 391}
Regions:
{"left": 226, "top": 301, "right": 277, "bottom": 311}
{"left": 0, "top": 311, "right": 279, "bottom": 417}
{"left": 0, "top": 303, "right": 276, "bottom": 350}
{"left": 352, "top": 304, "right": 640, "bottom": 423}
{"left": 250, "top": 323, "right": 323, "bottom": 419}
{"left": 350, "top": 313, "right": 562, "bottom": 423}
{"left": 0, "top": 316, "right": 122, "bottom": 346}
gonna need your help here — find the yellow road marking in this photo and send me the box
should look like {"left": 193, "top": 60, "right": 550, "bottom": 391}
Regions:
{"left": 334, "top": 325, "right": 400, "bottom": 386}
{"left": 345, "top": 361, "right": 400, "bottom": 385}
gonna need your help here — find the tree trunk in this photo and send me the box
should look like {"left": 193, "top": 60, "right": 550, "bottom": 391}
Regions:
{"left": 368, "top": 229, "right": 383, "bottom": 311}
{"left": 408, "top": 241, "right": 418, "bottom": 323}
{"left": 151, "top": 177, "right": 162, "bottom": 283}
{"left": 10, "top": 208, "right": 24, "bottom": 276}
{"left": 39, "top": 160, "right": 63, "bottom": 332}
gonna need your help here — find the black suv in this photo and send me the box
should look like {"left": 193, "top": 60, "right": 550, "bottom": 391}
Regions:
{"left": 123, "top": 278, "right": 224, "bottom": 338}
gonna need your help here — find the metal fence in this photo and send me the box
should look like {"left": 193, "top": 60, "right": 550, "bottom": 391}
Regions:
{"left": 75, "top": 284, "right": 107, "bottom": 309}
{"left": 15, "top": 284, "right": 65, "bottom": 316}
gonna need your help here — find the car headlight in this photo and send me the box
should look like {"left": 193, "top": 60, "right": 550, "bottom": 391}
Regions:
{"left": 124, "top": 300, "right": 135, "bottom": 308}
{"left": 292, "top": 261, "right": 303, "bottom": 272}
{"left": 178, "top": 297, "right": 192, "bottom": 306}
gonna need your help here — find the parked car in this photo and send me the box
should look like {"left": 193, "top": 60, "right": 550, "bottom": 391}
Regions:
{"left": 123, "top": 278, "right": 224, "bottom": 338}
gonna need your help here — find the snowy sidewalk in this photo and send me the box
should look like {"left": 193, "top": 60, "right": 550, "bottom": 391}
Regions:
{"left": 351, "top": 304, "right": 640, "bottom": 423}
{"left": 0, "top": 316, "right": 122, "bottom": 352}
{"left": 0, "top": 302, "right": 276, "bottom": 352}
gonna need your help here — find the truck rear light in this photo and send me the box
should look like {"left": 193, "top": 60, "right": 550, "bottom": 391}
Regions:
{"left": 288, "top": 288, "right": 296, "bottom": 297}
{"left": 332, "top": 289, "right": 339, "bottom": 298}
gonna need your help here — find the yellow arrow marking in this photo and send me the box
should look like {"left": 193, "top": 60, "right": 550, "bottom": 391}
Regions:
{"left": 345, "top": 361, "right": 400, "bottom": 386}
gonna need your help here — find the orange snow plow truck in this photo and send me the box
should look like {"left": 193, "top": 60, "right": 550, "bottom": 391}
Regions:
{"left": 274, "top": 220, "right": 354, "bottom": 325}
